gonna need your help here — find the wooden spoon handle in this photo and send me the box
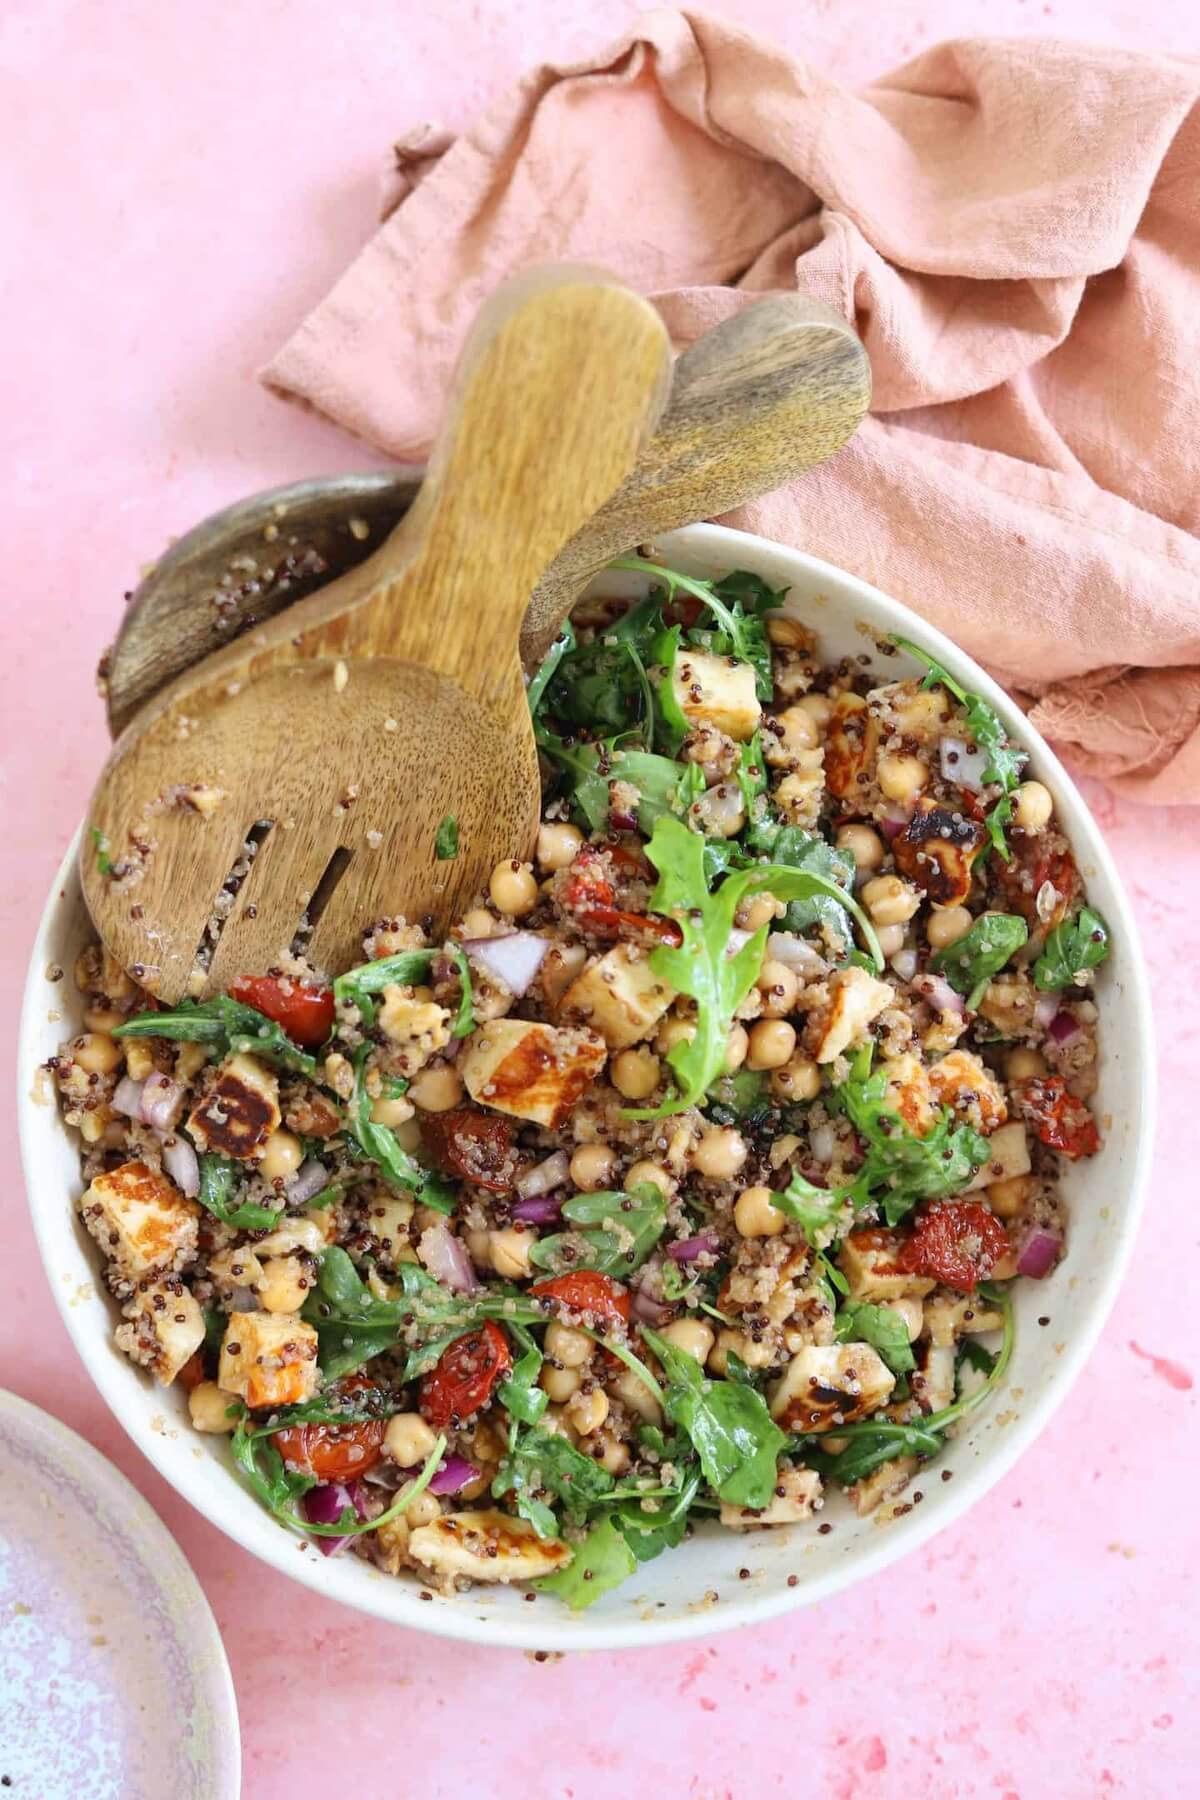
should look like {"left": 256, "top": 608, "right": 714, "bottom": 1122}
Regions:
{"left": 337, "top": 267, "right": 672, "bottom": 691}
{"left": 518, "top": 293, "right": 871, "bottom": 666}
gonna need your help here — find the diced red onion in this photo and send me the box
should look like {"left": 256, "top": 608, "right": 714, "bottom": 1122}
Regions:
{"left": 939, "top": 735, "right": 988, "bottom": 793}
{"left": 462, "top": 931, "right": 549, "bottom": 998}
{"left": 141, "top": 1072, "right": 184, "bottom": 1133}
{"left": 1048, "top": 1009, "right": 1081, "bottom": 1046}
{"left": 160, "top": 1132, "right": 200, "bottom": 1197}
{"left": 228, "top": 1284, "right": 259, "bottom": 1311}
{"left": 288, "top": 1158, "right": 331, "bottom": 1206}
{"left": 417, "top": 1222, "right": 479, "bottom": 1295}
{"left": 426, "top": 1454, "right": 480, "bottom": 1496}
{"left": 810, "top": 1122, "right": 837, "bottom": 1165}
{"left": 632, "top": 1284, "right": 674, "bottom": 1327}
{"left": 667, "top": 1232, "right": 720, "bottom": 1264}
{"left": 1016, "top": 1228, "right": 1063, "bottom": 1279}
{"left": 879, "top": 813, "right": 908, "bottom": 842}
{"left": 766, "top": 933, "right": 826, "bottom": 977}
{"left": 112, "top": 1075, "right": 147, "bottom": 1121}
{"left": 913, "top": 972, "right": 967, "bottom": 1017}
{"left": 890, "top": 948, "right": 919, "bottom": 982}
{"left": 515, "top": 1149, "right": 570, "bottom": 1201}
{"left": 302, "top": 1479, "right": 367, "bottom": 1556}
{"left": 1034, "top": 994, "right": 1060, "bottom": 1031}
{"left": 511, "top": 1193, "right": 564, "bottom": 1225}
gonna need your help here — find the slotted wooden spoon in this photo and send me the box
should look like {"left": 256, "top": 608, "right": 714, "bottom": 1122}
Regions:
{"left": 82, "top": 268, "right": 674, "bottom": 1001}
{"left": 103, "top": 295, "right": 871, "bottom": 732}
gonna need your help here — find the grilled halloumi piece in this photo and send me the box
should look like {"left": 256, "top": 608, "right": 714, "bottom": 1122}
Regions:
{"left": 881, "top": 1051, "right": 936, "bottom": 1137}
{"left": 838, "top": 1228, "right": 936, "bottom": 1302}
{"left": 924, "top": 1290, "right": 1005, "bottom": 1348}
{"left": 462, "top": 1019, "right": 606, "bottom": 1128}
{"left": 671, "top": 649, "right": 761, "bottom": 742}
{"left": 848, "top": 1455, "right": 919, "bottom": 1517}
{"left": 928, "top": 1049, "right": 1007, "bottom": 1134}
{"left": 824, "top": 692, "right": 880, "bottom": 800}
{"left": 812, "top": 966, "right": 894, "bottom": 1064}
{"left": 769, "top": 1343, "right": 895, "bottom": 1432}
{"left": 913, "top": 1341, "right": 956, "bottom": 1414}
{"left": 559, "top": 944, "right": 675, "bottom": 1050}
{"left": 969, "top": 1120, "right": 1031, "bottom": 1189}
{"left": 187, "top": 1052, "right": 280, "bottom": 1160}
{"left": 720, "top": 1467, "right": 824, "bottom": 1529}
{"left": 407, "top": 1509, "right": 573, "bottom": 1583}
{"left": 115, "top": 1277, "right": 205, "bottom": 1384}
{"left": 81, "top": 1159, "right": 200, "bottom": 1278}
{"left": 217, "top": 1310, "right": 319, "bottom": 1409}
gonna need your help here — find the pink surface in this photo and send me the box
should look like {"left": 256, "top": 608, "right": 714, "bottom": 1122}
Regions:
{"left": 2, "top": 4, "right": 1197, "bottom": 1796}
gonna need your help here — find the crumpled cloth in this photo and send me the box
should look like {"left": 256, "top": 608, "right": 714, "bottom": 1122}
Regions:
{"left": 264, "top": 10, "right": 1200, "bottom": 803}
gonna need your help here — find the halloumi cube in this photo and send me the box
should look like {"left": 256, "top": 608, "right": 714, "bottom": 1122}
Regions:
{"left": 929, "top": 1049, "right": 1007, "bottom": 1134}
{"left": 837, "top": 1228, "right": 936, "bottom": 1301}
{"left": 769, "top": 1343, "right": 895, "bottom": 1432}
{"left": 824, "top": 692, "right": 880, "bottom": 800}
{"left": 187, "top": 1053, "right": 280, "bottom": 1160}
{"left": 720, "top": 1467, "right": 824, "bottom": 1529}
{"left": 217, "top": 1309, "right": 319, "bottom": 1409}
{"left": 461, "top": 1019, "right": 606, "bottom": 1128}
{"left": 80, "top": 1159, "right": 200, "bottom": 1278}
{"left": 880, "top": 1051, "right": 936, "bottom": 1137}
{"left": 969, "top": 1120, "right": 1031, "bottom": 1189}
{"left": 407, "top": 1509, "right": 573, "bottom": 1583}
{"left": 813, "top": 966, "right": 894, "bottom": 1064}
{"left": 115, "top": 1278, "right": 205, "bottom": 1384}
{"left": 848, "top": 1455, "right": 919, "bottom": 1517}
{"left": 913, "top": 1341, "right": 956, "bottom": 1414}
{"left": 559, "top": 944, "right": 675, "bottom": 1050}
{"left": 671, "top": 649, "right": 761, "bottom": 742}
{"left": 924, "top": 1291, "right": 1004, "bottom": 1349}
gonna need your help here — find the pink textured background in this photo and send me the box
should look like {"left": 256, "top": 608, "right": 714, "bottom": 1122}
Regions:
{"left": 4, "top": 5, "right": 1198, "bottom": 1796}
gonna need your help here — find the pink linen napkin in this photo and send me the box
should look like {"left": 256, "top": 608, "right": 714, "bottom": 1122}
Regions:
{"left": 264, "top": 11, "right": 1200, "bottom": 803}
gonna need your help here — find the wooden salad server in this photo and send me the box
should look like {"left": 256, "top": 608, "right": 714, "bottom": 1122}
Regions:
{"left": 82, "top": 267, "right": 674, "bottom": 1001}
{"left": 103, "top": 295, "right": 870, "bottom": 733}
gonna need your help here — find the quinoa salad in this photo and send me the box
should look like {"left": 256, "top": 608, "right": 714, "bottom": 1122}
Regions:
{"left": 52, "top": 553, "right": 1111, "bottom": 1610}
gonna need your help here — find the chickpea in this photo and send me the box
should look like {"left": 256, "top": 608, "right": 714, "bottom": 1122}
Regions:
{"left": 610, "top": 1048, "right": 661, "bottom": 1102}
{"left": 600, "top": 1437, "right": 632, "bottom": 1476}
{"left": 175, "top": 1042, "right": 209, "bottom": 1083}
{"left": 734, "top": 1185, "right": 785, "bottom": 1239}
{"left": 545, "top": 1321, "right": 592, "bottom": 1368}
{"left": 466, "top": 1228, "right": 492, "bottom": 1267}
{"left": 123, "top": 1039, "right": 155, "bottom": 1082}
{"left": 541, "top": 1362, "right": 582, "bottom": 1403}
{"left": 460, "top": 906, "right": 496, "bottom": 939}
{"left": 877, "top": 751, "right": 929, "bottom": 804}
{"left": 658, "top": 1318, "right": 716, "bottom": 1363}
{"left": 692, "top": 784, "right": 747, "bottom": 839}
{"left": 719, "top": 1327, "right": 773, "bottom": 1371}
{"left": 979, "top": 975, "right": 1037, "bottom": 1036}
{"left": 257, "top": 1256, "right": 310, "bottom": 1313}
{"left": 385, "top": 1412, "right": 438, "bottom": 1467}
{"left": 489, "top": 1227, "right": 533, "bottom": 1280}
{"left": 773, "top": 704, "right": 819, "bottom": 753}
{"left": 258, "top": 1129, "right": 303, "bottom": 1181}
{"left": 610, "top": 1366, "right": 663, "bottom": 1426}
{"left": 625, "top": 1160, "right": 672, "bottom": 1198}
{"left": 566, "top": 1387, "right": 610, "bottom": 1436}
{"left": 78, "top": 1108, "right": 111, "bottom": 1145}
{"left": 540, "top": 1406, "right": 580, "bottom": 1443}
{"left": 747, "top": 1019, "right": 797, "bottom": 1071}
{"left": 835, "top": 823, "right": 885, "bottom": 874}
{"left": 756, "top": 959, "right": 800, "bottom": 1018}
{"left": 770, "top": 1053, "right": 821, "bottom": 1103}
{"left": 861, "top": 873, "right": 921, "bottom": 927}
{"left": 692, "top": 1127, "right": 748, "bottom": 1181}
{"left": 488, "top": 859, "right": 539, "bottom": 916}
{"left": 536, "top": 820, "right": 583, "bottom": 872}
{"left": 796, "top": 692, "right": 834, "bottom": 729}
{"left": 724, "top": 1024, "right": 749, "bottom": 1073}
{"left": 570, "top": 1143, "right": 617, "bottom": 1191}
{"left": 405, "top": 1491, "right": 442, "bottom": 1529}
{"left": 656, "top": 1015, "right": 696, "bottom": 1056}
{"left": 392, "top": 1114, "right": 424, "bottom": 1152}
{"left": 1005, "top": 1047, "right": 1048, "bottom": 1082}
{"left": 736, "top": 893, "right": 779, "bottom": 932}
{"left": 926, "top": 905, "right": 973, "bottom": 951}
{"left": 408, "top": 1063, "right": 463, "bottom": 1113}
{"left": 188, "top": 1381, "right": 236, "bottom": 1433}
{"left": 986, "top": 1174, "right": 1036, "bottom": 1220}
{"left": 370, "top": 1093, "right": 415, "bottom": 1128}
{"left": 83, "top": 1004, "right": 125, "bottom": 1033}
{"left": 875, "top": 923, "right": 906, "bottom": 959}
{"left": 72, "top": 1032, "right": 121, "bottom": 1076}
{"left": 1013, "top": 780, "right": 1053, "bottom": 833}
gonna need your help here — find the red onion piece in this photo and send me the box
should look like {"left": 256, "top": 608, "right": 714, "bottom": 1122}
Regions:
{"left": 890, "top": 948, "right": 919, "bottom": 982}
{"left": 913, "top": 972, "right": 967, "bottom": 1018}
{"left": 766, "top": 933, "right": 827, "bottom": 977}
{"left": 417, "top": 1222, "right": 479, "bottom": 1295}
{"left": 515, "top": 1149, "right": 570, "bottom": 1201}
{"left": 1034, "top": 993, "right": 1060, "bottom": 1031}
{"left": 879, "top": 813, "right": 908, "bottom": 843}
{"left": 511, "top": 1193, "right": 564, "bottom": 1225}
{"left": 1017, "top": 1228, "right": 1062, "bottom": 1279}
{"left": 425, "top": 1454, "right": 480, "bottom": 1496}
{"left": 288, "top": 1158, "right": 331, "bottom": 1206}
{"left": 160, "top": 1132, "right": 200, "bottom": 1197}
{"left": 939, "top": 735, "right": 988, "bottom": 792}
{"left": 667, "top": 1232, "right": 720, "bottom": 1264}
{"left": 725, "top": 928, "right": 753, "bottom": 960}
{"left": 302, "top": 1479, "right": 367, "bottom": 1556}
{"left": 631, "top": 1285, "right": 674, "bottom": 1327}
{"left": 461, "top": 932, "right": 549, "bottom": 998}
{"left": 141, "top": 1072, "right": 184, "bottom": 1133}
{"left": 1048, "top": 1009, "right": 1080, "bottom": 1045}
{"left": 112, "top": 1075, "right": 147, "bottom": 1121}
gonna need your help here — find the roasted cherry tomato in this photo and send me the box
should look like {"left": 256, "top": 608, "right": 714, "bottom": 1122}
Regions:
{"left": 1000, "top": 841, "right": 1079, "bottom": 930}
{"left": 228, "top": 974, "right": 335, "bottom": 1048}
{"left": 419, "top": 1107, "right": 517, "bottom": 1193}
{"left": 1015, "top": 1075, "right": 1100, "bottom": 1159}
{"left": 558, "top": 845, "right": 683, "bottom": 948}
{"left": 273, "top": 1375, "right": 386, "bottom": 1481}
{"left": 177, "top": 1350, "right": 207, "bottom": 1392}
{"left": 897, "top": 1201, "right": 1011, "bottom": 1293}
{"left": 531, "top": 1271, "right": 632, "bottom": 1329}
{"left": 419, "top": 1321, "right": 512, "bottom": 1428}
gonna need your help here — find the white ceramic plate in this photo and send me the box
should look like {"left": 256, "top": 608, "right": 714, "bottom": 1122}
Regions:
{"left": 18, "top": 522, "right": 1154, "bottom": 1650}
{"left": 0, "top": 1389, "right": 239, "bottom": 1797}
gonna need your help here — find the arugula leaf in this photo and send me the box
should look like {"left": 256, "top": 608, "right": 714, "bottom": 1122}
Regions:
{"left": 332, "top": 948, "right": 434, "bottom": 1029}
{"left": 892, "top": 635, "right": 1026, "bottom": 859}
{"left": 643, "top": 1329, "right": 787, "bottom": 1509}
{"left": 744, "top": 821, "right": 858, "bottom": 954}
{"left": 836, "top": 1046, "right": 990, "bottom": 1226}
{"left": 735, "top": 733, "right": 770, "bottom": 825}
{"left": 529, "top": 1183, "right": 667, "bottom": 1278}
{"left": 770, "top": 1169, "right": 858, "bottom": 1248}
{"left": 539, "top": 591, "right": 668, "bottom": 740}
{"left": 91, "top": 825, "right": 114, "bottom": 876}
{"left": 1033, "top": 905, "right": 1110, "bottom": 992}
{"left": 113, "top": 995, "right": 317, "bottom": 1077}
{"left": 344, "top": 1045, "right": 454, "bottom": 1212}
{"left": 958, "top": 1336, "right": 997, "bottom": 1378}
{"left": 611, "top": 556, "right": 784, "bottom": 701}
{"left": 625, "top": 817, "right": 881, "bottom": 1119}
{"left": 230, "top": 1403, "right": 445, "bottom": 1540}
{"left": 202, "top": 1305, "right": 226, "bottom": 1357}
{"left": 434, "top": 814, "right": 459, "bottom": 860}
{"left": 834, "top": 1298, "right": 916, "bottom": 1375}
{"left": 609, "top": 1471, "right": 701, "bottom": 1565}
{"left": 931, "top": 911, "right": 1028, "bottom": 1009}
{"left": 496, "top": 1322, "right": 549, "bottom": 1427}
{"left": 493, "top": 1422, "right": 615, "bottom": 1535}
{"left": 445, "top": 943, "right": 475, "bottom": 1039}
{"left": 195, "top": 1154, "right": 279, "bottom": 1231}
{"left": 533, "top": 1516, "right": 638, "bottom": 1609}
{"left": 527, "top": 621, "right": 577, "bottom": 722}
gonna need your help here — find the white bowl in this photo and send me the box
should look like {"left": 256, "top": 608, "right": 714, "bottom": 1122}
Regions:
{"left": 18, "top": 522, "right": 1154, "bottom": 1650}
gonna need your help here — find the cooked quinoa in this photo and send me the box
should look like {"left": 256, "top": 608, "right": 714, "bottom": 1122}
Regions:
{"left": 53, "top": 554, "right": 1110, "bottom": 1610}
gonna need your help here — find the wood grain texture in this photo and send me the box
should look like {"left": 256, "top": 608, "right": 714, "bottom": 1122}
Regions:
{"left": 82, "top": 268, "right": 672, "bottom": 1000}
{"left": 103, "top": 295, "right": 870, "bottom": 732}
